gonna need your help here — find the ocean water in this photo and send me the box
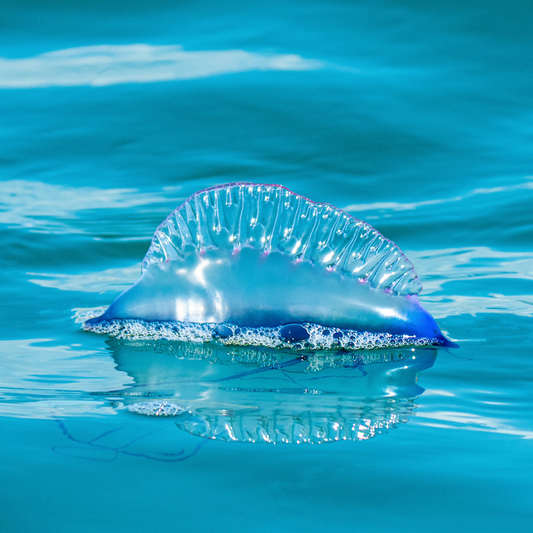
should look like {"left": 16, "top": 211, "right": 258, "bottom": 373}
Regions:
{"left": 1, "top": 1, "right": 532, "bottom": 531}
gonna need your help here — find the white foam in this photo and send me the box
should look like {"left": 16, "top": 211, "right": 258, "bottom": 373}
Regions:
{"left": 128, "top": 402, "right": 185, "bottom": 417}
{"left": 83, "top": 318, "right": 441, "bottom": 351}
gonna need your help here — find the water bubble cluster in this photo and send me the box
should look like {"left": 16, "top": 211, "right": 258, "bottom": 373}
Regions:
{"left": 83, "top": 316, "right": 442, "bottom": 351}
{"left": 128, "top": 401, "right": 185, "bottom": 417}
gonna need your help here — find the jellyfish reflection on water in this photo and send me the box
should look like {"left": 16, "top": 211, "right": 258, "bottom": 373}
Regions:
{"left": 105, "top": 340, "right": 438, "bottom": 444}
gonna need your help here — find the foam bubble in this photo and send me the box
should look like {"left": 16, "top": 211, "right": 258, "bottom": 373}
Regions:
{"left": 128, "top": 401, "right": 185, "bottom": 417}
{"left": 83, "top": 318, "right": 442, "bottom": 351}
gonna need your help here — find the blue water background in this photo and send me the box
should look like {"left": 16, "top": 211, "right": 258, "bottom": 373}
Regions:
{"left": 1, "top": 1, "right": 532, "bottom": 531}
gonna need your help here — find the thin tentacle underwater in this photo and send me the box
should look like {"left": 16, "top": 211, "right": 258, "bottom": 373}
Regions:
{"left": 83, "top": 182, "right": 453, "bottom": 349}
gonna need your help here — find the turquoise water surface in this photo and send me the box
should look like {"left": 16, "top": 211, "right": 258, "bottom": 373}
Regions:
{"left": 1, "top": 1, "right": 532, "bottom": 532}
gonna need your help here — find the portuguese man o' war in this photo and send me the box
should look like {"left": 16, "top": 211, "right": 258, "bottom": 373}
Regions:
{"left": 84, "top": 182, "right": 452, "bottom": 349}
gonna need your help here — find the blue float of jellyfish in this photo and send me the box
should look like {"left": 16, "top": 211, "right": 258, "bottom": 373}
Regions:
{"left": 85, "top": 182, "right": 452, "bottom": 349}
